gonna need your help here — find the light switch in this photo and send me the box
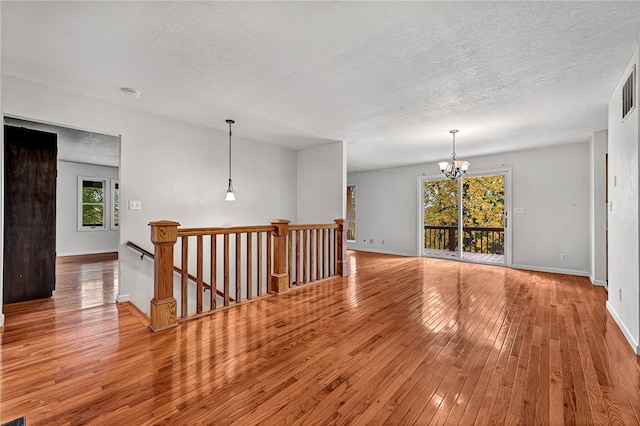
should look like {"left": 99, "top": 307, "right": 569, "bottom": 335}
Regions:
{"left": 514, "top": 207, "right": 525, "bottom": 214}
{"left": 129, "top": 200, "right": 142, "bottom": 210}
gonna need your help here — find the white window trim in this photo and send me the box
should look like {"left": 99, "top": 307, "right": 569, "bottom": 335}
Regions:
{"left": 78, "top": 176, "right": 108, "bottom": 231}
{"left": 346, "top": 184, "right": 357, "bottom": 242}
{"left": 110, "top": 179, "right": 119, "bottom": 230}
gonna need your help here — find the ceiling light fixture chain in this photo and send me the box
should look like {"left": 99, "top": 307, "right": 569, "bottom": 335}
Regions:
{"left": 438, "top": 129, "right": 470, "bottom": 179}
{"left": 225, "top": 119, "right": 236, "bottom": 201}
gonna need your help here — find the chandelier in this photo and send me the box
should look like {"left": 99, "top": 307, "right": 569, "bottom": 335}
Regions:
{"left": 438, "top": 129, "right": 470, "bottom": 179}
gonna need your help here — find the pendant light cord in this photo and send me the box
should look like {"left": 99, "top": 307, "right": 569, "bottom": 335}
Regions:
{"left": 228, "top": 122, "right": 232, "bottom": 181}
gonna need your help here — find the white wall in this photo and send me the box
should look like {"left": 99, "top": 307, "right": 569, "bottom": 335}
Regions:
{"left": 1, "top": 75, "right": 298, "bottom": 316}
{"left": 588, "top": 130, "right": 608, "bottom": 287}
{"left": 348, "top": 142, "right": 590, "bottom": 275}
{"left": 57, "top": 161, "right": 119, "bottom": 256}
{"left": 607, "top": 46, "right": 640, "bottom": 354}
{"left": 297, "top": 141, "right": 346, "bottom": 223}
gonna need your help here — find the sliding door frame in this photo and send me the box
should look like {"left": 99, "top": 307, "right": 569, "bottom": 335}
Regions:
{"left": 417, "top": 167, "right": 512, "bottom": 267}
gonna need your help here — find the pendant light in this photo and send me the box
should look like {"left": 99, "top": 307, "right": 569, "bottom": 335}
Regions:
{"left": 438, "top": 129, "right": 470, "bottom": 179}
{"left": 225, "top": 119, "right": 236, "bottom": 201}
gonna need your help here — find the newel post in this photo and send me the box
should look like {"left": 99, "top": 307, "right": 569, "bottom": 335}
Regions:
{"left": 270, "top": 219, "right": 290, "bottom": 293}
{"left": 148, "top": 220, "right": 180, "bottom": 332}
{"left": 334, "top": 219, "right": 349, "bottom": 276}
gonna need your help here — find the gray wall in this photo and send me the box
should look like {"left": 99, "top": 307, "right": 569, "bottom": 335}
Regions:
{"left": 348, "top": 141, "right": 591, "bottom": 276}
{"left": 57, "top": 161, "right": 119, "bottom": 256}
{"left": 1, "top": 75, "right": 299, "bottom": 315}
{"left": 297, "top": 141, "right": 346, "bottom": 223}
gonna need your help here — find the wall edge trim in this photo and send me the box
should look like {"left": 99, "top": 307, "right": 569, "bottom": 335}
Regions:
{"left": 606, "top": 301, "right": 640, "bottom": 355}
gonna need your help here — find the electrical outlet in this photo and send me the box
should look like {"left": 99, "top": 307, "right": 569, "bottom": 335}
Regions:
{"left": 514, "top": 207, "right": 525, "bottom": 214}
{"left": 369, "top": 239, "right": 374, "bottom": 244}
{"left": 560, "top": 253, "right": 567, "bottom": 261}
{"left": 382, "top": 240, "right": 385, "bottom": 245}
{"left": 619, "top": 288, "right": 622, "bottom": 301}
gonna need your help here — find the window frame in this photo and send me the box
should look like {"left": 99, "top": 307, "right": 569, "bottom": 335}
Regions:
{"left": 346, "top": 184, "right": 357, "bottom": 242}
{"left": 77, "top": 176, "right": 108, "bottom": 231}
{"left": 110, "top": 179, "right": 119, "bottom": 230}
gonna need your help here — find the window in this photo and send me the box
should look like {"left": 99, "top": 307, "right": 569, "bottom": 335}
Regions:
{"left": 111, "top": 179, "right": 119, "bottom": 230}
{"left": 346, "top": 185, "right": 356, "bottom": 242}
{"left": 78, "top": 177, "right": 107, "bottom": 230}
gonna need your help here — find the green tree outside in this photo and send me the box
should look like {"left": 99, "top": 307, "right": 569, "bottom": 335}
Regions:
{"left": 424, "top": 175, "right": 504, "bottom": 254}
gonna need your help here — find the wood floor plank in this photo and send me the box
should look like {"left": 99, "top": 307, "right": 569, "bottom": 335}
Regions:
{"left": 1, "top": 252, "right": 639, "bottom": 425}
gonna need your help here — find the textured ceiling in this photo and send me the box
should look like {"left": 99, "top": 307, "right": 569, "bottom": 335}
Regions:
{"left": 4, "top": 117, "right": 120, "bottom": 167}
{"left": 2, "top": 1, "right": 639, "bottom": 172}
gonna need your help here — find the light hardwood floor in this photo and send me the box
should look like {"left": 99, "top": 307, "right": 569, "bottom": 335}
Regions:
{"left": 1, "top": 251, "right": 639, "bottom": 425}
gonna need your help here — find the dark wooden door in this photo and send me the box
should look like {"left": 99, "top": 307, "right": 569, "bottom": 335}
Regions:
{"left": 3, "top": 125, "right": 57, "bottom": 304}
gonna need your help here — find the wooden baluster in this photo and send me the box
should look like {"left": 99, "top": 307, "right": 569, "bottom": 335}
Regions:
{"left": 302, "top": 230, "right": 307, "bottom": 284}
{"left": 334, "top": 219, "right": 348, "bottom": 276}
{"left": 288, "top": 231, "right": 293, "bottom": 287}
{"left": 181, "top": 236, "right": 188, "bottom": 318}
{"left": 247, "top": 232, "right": 253, "bottom": 300}
{"left": 266, "top": 231, "right": 272, "bottom": 289}
{"left": 196, "top": 235, "right": 203, "bottom": 314}
{"left": 332, "top": 228, "right": 336, "bottom": 276}
{"left": 324, "top": 228, "right": 328, "bottom": 278}
{"left": 315, "top": 229, "right": 321, "bottom": 281}
{"left": 236, "top": 233, "right": 242, "bottom": 302}
{"left": 224, "top": 233, "right": 230, "bottom": 307}
{"left": 320, "top": 228, "right": 325, "bottom": 279}
{"left": 324, "top": 229, "right": 328, "bottom": 277}
{"left": 257, "top": 232, "right": 263, "bottom": 296}
{"left": 149, "top": 220, "right": 180, "bottom": 332}
{"left": 270, "top": 219, "right": 290, "bottom": 293}
{"left": 297, "top": 230, "right": 302, "bottom": 282}
{"left": 210, "top": 234, "right": 216, "bottom": 310}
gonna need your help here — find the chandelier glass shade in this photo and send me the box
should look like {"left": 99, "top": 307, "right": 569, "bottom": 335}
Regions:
{"left": 438, "top": 129, "right": 470, "bottom": 179}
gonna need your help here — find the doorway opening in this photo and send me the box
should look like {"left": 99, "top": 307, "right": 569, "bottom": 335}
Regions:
{"left": 420, "top": 170, "right": 510, "bottom": 266}
{"left": 3, "top": 116, "right": 121, "bottom": 306}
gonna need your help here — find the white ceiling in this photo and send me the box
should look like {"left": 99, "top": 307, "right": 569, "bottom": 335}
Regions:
{"left": 2, "top": 1, "right": 639, "bottom": 172}
{"left": 4, "top": 117, "right": 120, "bottom": 167}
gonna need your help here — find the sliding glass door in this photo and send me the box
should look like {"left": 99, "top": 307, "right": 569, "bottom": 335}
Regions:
{"left": 423, "top": 178, "right": 459, "bottom": 258}
{"left": 421, "top": 171, "right": 509, "bottom": 265}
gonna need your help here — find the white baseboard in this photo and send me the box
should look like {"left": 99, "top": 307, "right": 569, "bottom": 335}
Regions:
{"left": 347, "top": 247, "right": 415, "bottom": 257}
{"left": 58, "top": 249, "right": 118, "bottom": 257}
{"left": 606, "top": 301, "right": 640, "bottom": 355}
{"left": 512, "top": 264, "right": 590, "bottom": 277}
{"left": 115, "top": 293, "right": 130, "bottom": 303}
{"left": 0, "top": 313, "right": 4, "bottom": 327}
{"left": 589, "top": 274, "right": 608, "bottom": 288}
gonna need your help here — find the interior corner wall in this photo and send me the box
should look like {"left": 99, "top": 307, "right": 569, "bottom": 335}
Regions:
{"left": 1, "top": 75, "right": 298, "bottom": 316}
{"left": 347, "top": 142, "right": 591, "bottom": 275}
{"left": 296, "top": 141, "right": 346, "bottom": 224}
{"left": 606, "top": 46, "right": 640, "bottom": 354}
{"left": 589, "top": 130, "right": 608, "bottom": 287}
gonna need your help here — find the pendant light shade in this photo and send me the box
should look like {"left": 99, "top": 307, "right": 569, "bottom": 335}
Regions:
{"left": 225, "top": 119, "right": 236, "bottom": 201}
{"left": 438, "top": 129, "right": 470, "bottom": 179}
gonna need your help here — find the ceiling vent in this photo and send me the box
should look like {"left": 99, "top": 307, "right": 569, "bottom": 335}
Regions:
{"left": 622, "top": 65, "right": 635, "bottom": 120}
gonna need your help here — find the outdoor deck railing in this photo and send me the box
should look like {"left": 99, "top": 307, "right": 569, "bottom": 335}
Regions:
{"left": 148, "top": 219, "right": 348, "bottom": 331}
{"left": 424, "top": 225, "right": 504, "bottom": 254}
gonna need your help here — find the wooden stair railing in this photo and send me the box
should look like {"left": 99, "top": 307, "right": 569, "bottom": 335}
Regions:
{"left": 148, "top": 218, "right": 348, "bottom": 331}
{"left": 126, "top": 241, "right": 231, "bottom": 301}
